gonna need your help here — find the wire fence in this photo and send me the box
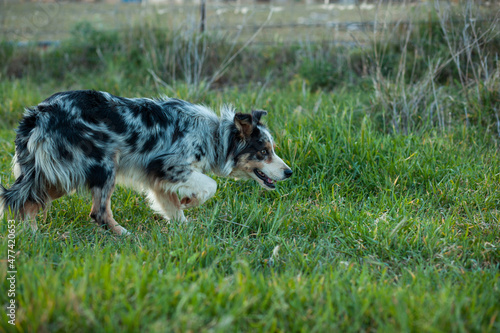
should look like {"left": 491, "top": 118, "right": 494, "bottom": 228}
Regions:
{"left": 1, "top": 2, "right": 497, "bottom": 47}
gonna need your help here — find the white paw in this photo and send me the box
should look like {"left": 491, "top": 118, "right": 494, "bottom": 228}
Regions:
{"left": 112, "top": 225, "right": 129, "bottom": 236}
{"left": 164, "top": 211, "right": 187, "bottom": 223}
{"left": 177, "top": 173, "right": 217, "bottom": 207}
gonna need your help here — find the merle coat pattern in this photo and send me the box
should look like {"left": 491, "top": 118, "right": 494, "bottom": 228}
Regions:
{"left": 0, "top": 90, "right": 292, "bottom": 235}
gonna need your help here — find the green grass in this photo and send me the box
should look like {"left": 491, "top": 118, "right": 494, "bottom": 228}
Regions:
{"left": 0, "top": 85, "right": 499, "bottom": 332}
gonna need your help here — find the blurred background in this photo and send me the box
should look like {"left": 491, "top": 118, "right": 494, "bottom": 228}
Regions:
{"left": 2, "top": 0, "right": 425, "bottom": 43}
{"left": 0, "top": 0, "right": 499, "bottom": 134}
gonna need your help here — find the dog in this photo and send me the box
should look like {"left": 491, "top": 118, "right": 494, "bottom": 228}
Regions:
{"left": 0, "top": 90, "right": 292, "bottom": 235}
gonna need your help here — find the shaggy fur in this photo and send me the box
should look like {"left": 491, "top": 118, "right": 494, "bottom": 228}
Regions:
{"left": 0, "top": 90, "right": 292, "bottom": 234}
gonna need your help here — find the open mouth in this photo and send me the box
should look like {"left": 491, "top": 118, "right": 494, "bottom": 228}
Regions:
{"left": 254, "top": 169, "right": 276, "bottom": 189}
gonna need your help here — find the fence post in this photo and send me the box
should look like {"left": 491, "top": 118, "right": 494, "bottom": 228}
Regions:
{"left": 200, "top": 0, "right": 206, "bottom": 33}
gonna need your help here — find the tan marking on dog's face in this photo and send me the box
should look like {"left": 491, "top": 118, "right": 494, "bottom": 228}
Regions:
{"left": 233, "top": 143, "right": 292, "bottom": 190}
{"left": 234, "top": 153, "right": 262, "bottom": 173}
{"left": 255, "top": 141, "right": 275, "bottom": 164}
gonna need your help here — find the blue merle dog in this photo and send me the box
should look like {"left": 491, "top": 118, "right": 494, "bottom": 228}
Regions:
{"left": 0, "top": 90, "right": 292, "bottom": 235}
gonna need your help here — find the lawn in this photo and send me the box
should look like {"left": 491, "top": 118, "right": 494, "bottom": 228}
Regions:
{"left": 1, "top": 85, "right": 499, "bottom": 332}
{"left": 1, "top": 1, "right": 500, "bottom": 332}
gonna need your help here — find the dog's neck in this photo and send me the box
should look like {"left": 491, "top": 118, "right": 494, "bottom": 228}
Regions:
{"left": 210, "top": 118, "right": 244, "bottom": 178}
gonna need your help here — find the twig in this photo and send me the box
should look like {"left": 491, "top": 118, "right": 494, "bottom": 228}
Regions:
{"left": 207, "top": 8, "right": 275, "bottom": 88}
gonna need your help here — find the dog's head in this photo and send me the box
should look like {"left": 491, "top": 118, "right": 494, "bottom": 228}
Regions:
{"left": 229, "top": 110, "right": 292, "bottom": 190}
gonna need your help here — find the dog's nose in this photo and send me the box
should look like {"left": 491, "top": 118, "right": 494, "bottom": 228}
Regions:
{"left": 284, "top": 169, "right": 293, "bottom": 178}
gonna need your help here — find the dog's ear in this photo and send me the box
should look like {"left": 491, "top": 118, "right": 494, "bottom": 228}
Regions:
{"left": 234, "top": 113, "right": 253, "bottom": 138}
{"left": 251, "top": 110, "right": 267, "bottom": 126}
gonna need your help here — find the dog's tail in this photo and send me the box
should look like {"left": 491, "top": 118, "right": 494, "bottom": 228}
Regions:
{"left": 0, "top": 184, "right": 5, "bottom": 218}
{"left": 0, "top": 171, "right": 45, "bottom": 220}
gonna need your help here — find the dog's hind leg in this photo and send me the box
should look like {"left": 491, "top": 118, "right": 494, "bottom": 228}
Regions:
{"left": 90, "top": 185, "right": 128, "bottom": 235}
{"left": 0, "top": 174, "right": 44, "bottom": 233}
{"left": 88, "top": 163, "right": 128, "bottom": 236}
{"left": 42, "top": 186, "right": 67, "bottom": 222}
{"left": 21, "top": 202, "right": 42, "bottom": 232}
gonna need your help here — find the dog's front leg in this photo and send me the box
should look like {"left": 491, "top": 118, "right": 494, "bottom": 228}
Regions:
{"left": 147, "top": 189, "right": 187, "bottom": 223}
{"left": 176, "top": 172, "right": 217, "bottom": 210}
{"left": 148, "top": 172, "right": 217, "bottom": 223}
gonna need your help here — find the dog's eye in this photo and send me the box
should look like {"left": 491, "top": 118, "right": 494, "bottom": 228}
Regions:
{"left": 260, "top": 149, "right": 268, "bottom": 155}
